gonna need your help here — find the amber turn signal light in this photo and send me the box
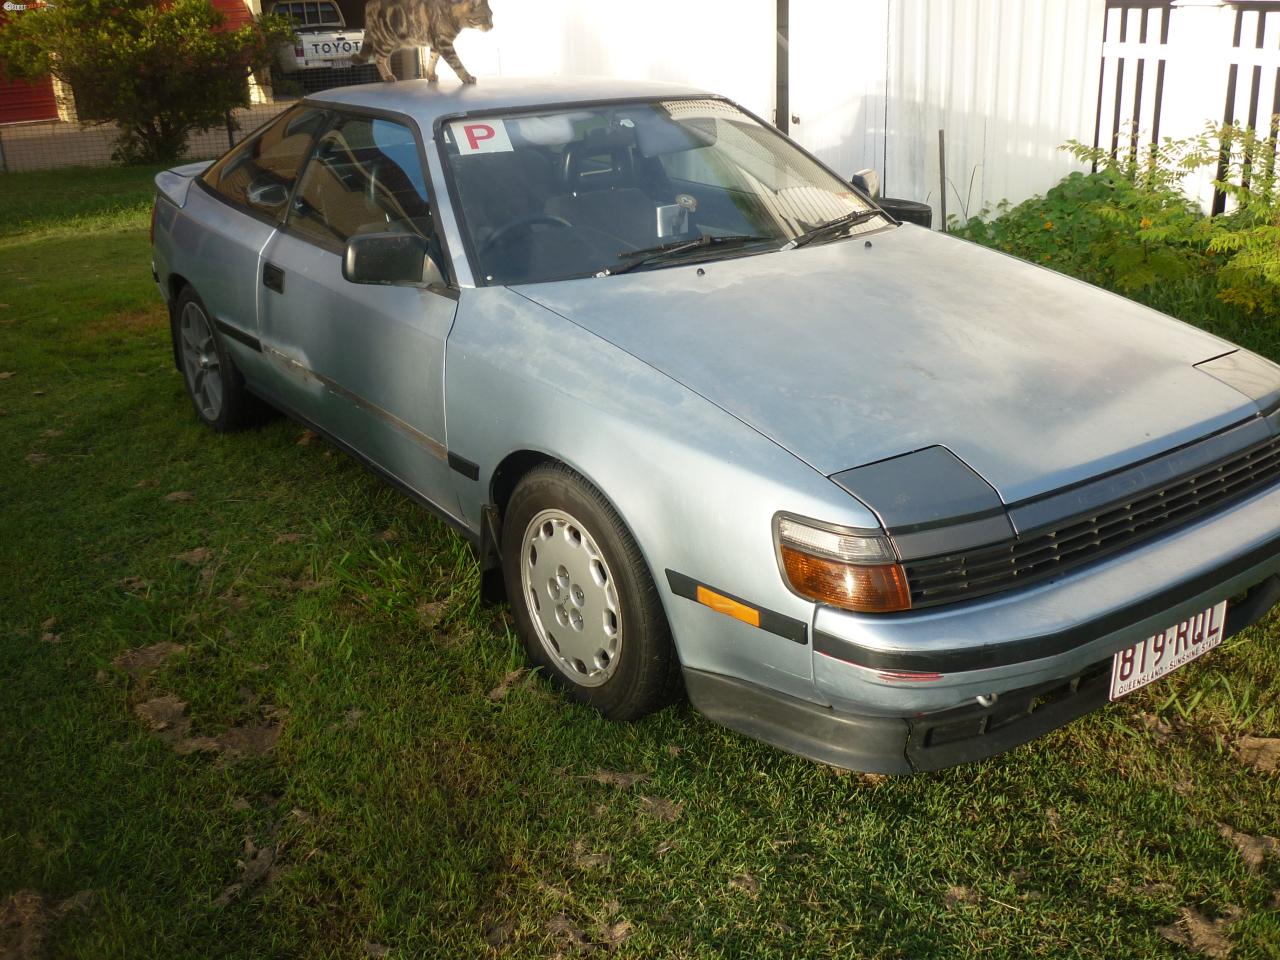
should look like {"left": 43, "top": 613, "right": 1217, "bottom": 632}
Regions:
{"left": 779, "top": 546, "right": 912, "bottom": 613}
{"left": 774, "top": 514, "right": 912, "bottom": 613}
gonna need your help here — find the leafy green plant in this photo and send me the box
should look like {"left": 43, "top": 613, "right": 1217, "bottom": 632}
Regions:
{"left": 0, "top": 0, "right": 294, "bottom": 163}
{"left": 952, "top": 122, "right": 1280, "bottom": 325}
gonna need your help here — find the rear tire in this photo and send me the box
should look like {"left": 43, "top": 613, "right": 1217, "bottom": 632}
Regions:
{"left": 172, "top": 286, "right": 261, "bottom": 432}
{"left": 502, "top": 463, "right": 682, "bottom": 720}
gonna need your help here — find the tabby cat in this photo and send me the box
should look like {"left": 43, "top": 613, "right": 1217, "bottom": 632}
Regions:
{"left": 352, "top": 0, "right": 494, "bottom": 84}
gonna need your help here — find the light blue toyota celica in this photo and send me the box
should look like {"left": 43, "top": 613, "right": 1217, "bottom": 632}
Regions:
{"left": 150, "top": 77, "right": 1280, "bottom": 773}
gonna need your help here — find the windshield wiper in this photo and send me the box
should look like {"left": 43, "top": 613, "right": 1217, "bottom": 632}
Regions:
{"left": 605, "top": 233, "right": 771, "bottom": 276}
{"left": 781, "top": 209, "right": 885, "bottom": 251}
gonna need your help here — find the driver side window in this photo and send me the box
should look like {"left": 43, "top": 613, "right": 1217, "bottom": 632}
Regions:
{"left": 286, "top": 114, "right": 436, "bottom": 255}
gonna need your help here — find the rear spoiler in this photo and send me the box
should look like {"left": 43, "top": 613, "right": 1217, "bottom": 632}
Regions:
{"left": 154, "top": 159, "right": 214, "bottom": 209}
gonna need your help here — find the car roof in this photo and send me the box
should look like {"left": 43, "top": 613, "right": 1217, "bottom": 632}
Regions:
{"left": 304, "top": 76, "right": 715, "bottom": 127}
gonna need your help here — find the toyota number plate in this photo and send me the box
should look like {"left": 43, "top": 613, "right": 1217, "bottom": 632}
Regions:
{"left": 1109, "top": 600, "right": 1226, "bottom": 700}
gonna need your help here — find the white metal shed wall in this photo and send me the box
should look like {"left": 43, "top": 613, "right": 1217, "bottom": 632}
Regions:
{"left": 884, "top": 0, "right": 1107, "bottom": 224}
{"left": 450, "top": 0, "right": 777, "bottom": 122}
{"left": 459, "top": 1, "right": 1109, "bottom": 226}
{"left": 787, "top": 0, "right": 1106, "bottom": 225}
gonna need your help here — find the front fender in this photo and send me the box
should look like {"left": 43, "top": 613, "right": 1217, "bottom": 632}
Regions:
{"left": 443, "top": 287, "right": 880, "bottom": 702}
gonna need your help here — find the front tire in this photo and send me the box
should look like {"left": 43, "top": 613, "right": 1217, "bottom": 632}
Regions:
{"left": 502, "top": 464, "right": 682, "bottom": 720}
{"left": 173, "top": 286, "right": 259, "bottom": 432}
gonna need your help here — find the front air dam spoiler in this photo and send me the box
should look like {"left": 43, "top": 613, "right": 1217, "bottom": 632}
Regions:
{"left": 684, "top": 574, "right": 1280, "bottom": 774}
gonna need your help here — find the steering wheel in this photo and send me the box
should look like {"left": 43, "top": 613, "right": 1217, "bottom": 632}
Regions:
{"left": 482, "top": 214, "right": 573, "bottom": 253}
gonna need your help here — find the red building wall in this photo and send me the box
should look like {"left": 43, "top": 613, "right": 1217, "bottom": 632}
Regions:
{"left": 0, "top": 75, "right": 58, "bottom": 124}
{"left": 210, "top": 0, "right": 254, "bottom": 29}
{"left": 0, "top": 3, "right": 59, "bottom": 123}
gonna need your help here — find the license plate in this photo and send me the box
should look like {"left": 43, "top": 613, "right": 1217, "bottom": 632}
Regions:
{"left": 1109, "top": 600, "right": 1227, "bottom": 700}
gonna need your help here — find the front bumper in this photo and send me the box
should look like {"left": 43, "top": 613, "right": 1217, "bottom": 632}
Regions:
{"left": 686, "top": 572, "right": 1280, "bottom": 774}
{"left": 810, "top": 478, "right": 1280, "bottom": 716}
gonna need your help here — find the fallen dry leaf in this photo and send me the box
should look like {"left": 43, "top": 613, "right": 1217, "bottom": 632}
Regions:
{"left": 665, "top": 744, "right": 683, "bottom": 757}
{"left": 487, "top": 668, "right": 527, "bottom": 701}
{"left": 0, "top": 888, "right": 92, "bottom": 960}
{"left": 655, "top": 839, "right": 677, "bottom": 857}
{"left": 40, "top": 428, "right": 63, "bottom": 438}
{"left": 944, "top": 885, "right": 980, "bottom": 907}
{"left": 417, "top": 599, "right": 446, "bottom": 627}
{"left": 135, "top": 694, "right": 188, "bottom": 731}
{"left": 163, "top": 490, "right": 195, "bottom": 502}
{"left": 1236, "top": 736, "right": 1280, "bottom": 772}
{"left": 112, "top": 642, "right": 184, "bottom": 678}
{"left": 1159, "top": 906, "right": 1240, "bottom": 959}
{"left": 374, "top": 529, "right": 398, "bottom": 542}
{"left": 117, "top": 575, "right": 151, "bottom": 593}
{"left": 54, "top": 891, "right": 92, "bottom": 916}
{"left": 587, "top": 770, "right": 650, "bottom": 789}
{"left": 134, "top": 696, "right": 282, "bottom": 758}
{"left": 213, "top": 839, "right": 277, "bottom": 907}
{"left": 598, "top": 919, "right": 633, "bottom": 949}
{"left": 362, "top": 942, "right": 390, "bottom": 958}
{"left": 274, "top": 532, "right": 304, "bottom": 544}
{"left": 173, "top": 736, "right": 220, "bottom": 755}
{"left": 296, "top": 429, "right": 317, "bottom": 446}
{"left": 638, "top": 795, "right": 682, "bottom": 822}
{"left": 1142, "top": 712, "right": 1174, "bottom": 742}
{"left": 483, "top": 918, "right": 515, "bottom": 947}
{"left": 40, "top": 617, "right": 57, "bottom": 632}
{"left": 24, "top": 452, "right": 48, "bottom": 466}
{"left": 1217, "top": 823, "right": 1280, "bottom": 872}
{"left": 546, "top": 915, "right": 590, "bottom": 948}
{"left": 0, "top": 889, "right": 46, "bottom": 960}
{"left": 31, "top": 389, "right": 45, "bottom": 397}
{"left": 730, "top": 872, "right": 761, "bottom": 898}
{"left": 173, "top": 546, "right": 212, "bottom": 566}
{"left": 0, "top": 371, "right": 14, "bottom": 380}
{"left": 216, "top": 720, "right": 283, "bottom": 759}
{"left": 572, "top": 840, "right": 612, "bottom": 871}
{"left": 134, "top": 478, "right": 159, "bottom": 489}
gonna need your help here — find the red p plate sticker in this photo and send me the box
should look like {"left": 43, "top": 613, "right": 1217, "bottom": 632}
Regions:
{"left": 451, "top": 120, "right": 513, "bottom": 155}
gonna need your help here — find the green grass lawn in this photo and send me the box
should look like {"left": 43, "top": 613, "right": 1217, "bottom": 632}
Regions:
{"left": 1, "top": 166, "right": 1278, "bottom": 960}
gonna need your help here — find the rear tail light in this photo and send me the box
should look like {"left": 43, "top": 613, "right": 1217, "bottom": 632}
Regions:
{"left": 294, "top": 44, "right": 305, "bottom": 58}
{"left": 775, "top": 514, "right": 912, "bottom": 613}
{"left": 149, "top": 199, "right": 157, "bottom": 245}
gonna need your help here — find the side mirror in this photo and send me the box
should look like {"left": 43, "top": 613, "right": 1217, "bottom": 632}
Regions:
{"left": 876, "top": 197, "right": 933, "bottom": 229}
{"left": 343, "top": 232, "right": 447, "bottom": 288}
{"left": 247, "top": 179, "right": 289, "bottom": 210}
{"left": 851, "top": 168, "right": 880, "bottom": 199}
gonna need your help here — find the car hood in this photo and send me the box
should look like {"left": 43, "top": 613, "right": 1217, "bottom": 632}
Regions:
{"left": 514, "top": 225, "right": 1260, "bottom": 504}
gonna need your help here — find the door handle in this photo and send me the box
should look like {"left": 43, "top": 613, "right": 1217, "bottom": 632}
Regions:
{"left": 262, "top": 262, "right": 285, "bottom": 294}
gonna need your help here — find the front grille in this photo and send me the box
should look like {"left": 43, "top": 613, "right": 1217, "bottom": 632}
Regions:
{"left": 904, "top": 433, "right": 1280, "bottom": 608}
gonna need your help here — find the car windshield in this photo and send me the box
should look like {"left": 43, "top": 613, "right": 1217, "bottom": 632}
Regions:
{"left": 440, "top": 98, "right": 889, "bottom": 285}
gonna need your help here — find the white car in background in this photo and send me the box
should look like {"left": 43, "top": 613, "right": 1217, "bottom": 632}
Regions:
{"left": 270, "top": 0, "right": 365, "bottom": 74}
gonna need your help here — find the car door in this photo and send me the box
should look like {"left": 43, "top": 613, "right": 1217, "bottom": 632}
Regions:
{"left": 256, "top": 110, "right": 462, "bottom": 520}
{"left": 184, "top": 104, "right": 328, "bottom": 385}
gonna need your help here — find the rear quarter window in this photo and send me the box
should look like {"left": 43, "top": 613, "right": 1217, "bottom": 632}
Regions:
{"left": 201, "top": 106, "right": 329, "bottom": 221}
